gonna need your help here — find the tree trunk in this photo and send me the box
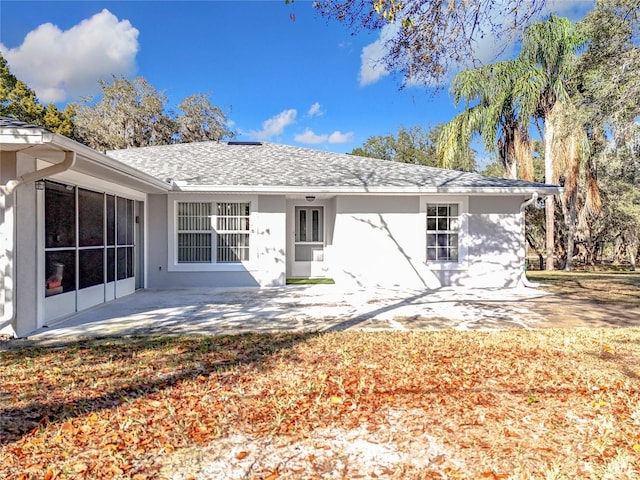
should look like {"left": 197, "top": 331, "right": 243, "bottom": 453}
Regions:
{"left": 565, "top": 225, "right": 575, "bottom": 271}
{"left": 544, "top": 120, "right": 555, "bottom": 271}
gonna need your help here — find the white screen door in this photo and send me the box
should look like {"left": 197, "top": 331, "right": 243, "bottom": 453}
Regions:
{"left": 292, "top": 206, "right": 325, "bottom": 277}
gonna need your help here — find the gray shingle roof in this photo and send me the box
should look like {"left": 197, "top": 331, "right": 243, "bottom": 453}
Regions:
{"left": 107, "top": 141, "right": 557, "bottom": 193}
{"left": 0, "top": 116, "right": 49, "bottom": 130}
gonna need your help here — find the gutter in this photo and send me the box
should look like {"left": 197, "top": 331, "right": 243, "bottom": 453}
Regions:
{"left": 175, "top": 184, "right": 562, "bottom": 196}
{"left": 0, "top": 151, "right": 75, "bottom": 336}
{"left": 52, "top": 135, "right": 171, "bottom": 192}
{"left": 519, "top": 192, "right": 540, "bottom": 288}
{"left": 1, "top": 151, "right": 76, "bottom": 195}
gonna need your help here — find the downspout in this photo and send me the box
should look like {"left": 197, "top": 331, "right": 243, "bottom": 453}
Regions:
{"left": 0, "top": 151, "right": 76, "bottom": 336}
{"left": 1, "top": 151, "right": 76, "bottom": 195}
{"left": 519, "top": 192, "right": 539, "bottom": 288}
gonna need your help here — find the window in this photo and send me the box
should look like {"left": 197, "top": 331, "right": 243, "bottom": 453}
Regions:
{"left": 216, "top": 202, "right": 250, "bottom": 263}
{"left": 426, "top": 203, "right": 459, "bottom": 262}
{"left": 45, "top": 182, "right": 75, "bottom": 248}
{"left": 177, "top": 202, "right": 213, "bottom": 263}
{"left": 176, "top": 201, "right": 250, "bottom": 264}
{"left": 45, "top": 182, "right": 76, "bottom": 297}
{"left": 116, "top": 197, "right": 135, "bottom": 280}
{"left": 44, "top": 181, "right": 137, "bottom": 297}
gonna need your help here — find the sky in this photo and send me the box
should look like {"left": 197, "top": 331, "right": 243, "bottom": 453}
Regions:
{"left": 0, "top": 0, "right": 594, "bottom": 157}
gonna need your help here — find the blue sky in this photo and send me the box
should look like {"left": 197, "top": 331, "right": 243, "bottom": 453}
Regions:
{"left": 1, "top": 1, "right": 593, "bottom": 157}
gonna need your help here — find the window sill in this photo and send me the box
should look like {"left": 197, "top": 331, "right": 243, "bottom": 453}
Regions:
{"left": 168, "top": 262, "right": 254, "bottom": 272}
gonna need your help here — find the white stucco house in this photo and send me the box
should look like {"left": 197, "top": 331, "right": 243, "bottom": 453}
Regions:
{"left": 0, "top": 117, "right": 559, "bottom": 337}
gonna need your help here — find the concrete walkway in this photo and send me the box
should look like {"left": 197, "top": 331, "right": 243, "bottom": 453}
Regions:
{"left": 24, "top": 285, "right": 566, "bottom": 340}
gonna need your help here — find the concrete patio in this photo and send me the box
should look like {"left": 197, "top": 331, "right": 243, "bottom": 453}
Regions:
{"left": 22, "top": 283, "right": 635, "bottom": 341}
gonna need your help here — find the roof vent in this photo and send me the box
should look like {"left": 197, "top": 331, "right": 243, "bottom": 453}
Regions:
{"left": 227, "top": 141, "right": 262, "bottom": 146}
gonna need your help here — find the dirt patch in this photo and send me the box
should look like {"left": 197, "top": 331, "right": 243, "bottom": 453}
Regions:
{"left": 158, "top": 408, "right": 462, "bottom": 479}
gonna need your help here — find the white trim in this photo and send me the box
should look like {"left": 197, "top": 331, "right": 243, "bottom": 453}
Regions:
{"left": 143, "top": 200, "right": 149, "bottom": 289}
{"left": 421, "top": 195, "right": 469, "bottom": 271}
{"left": 291, "top": 204, "right": 327, "bottom": 277}
{"left": 167, "top": 194, "right": 259, "bottom": 272}
{"left": 0, "top": 126, "right": 170, "bottom": 191}
{"left": 175, "top": 184, "right": 561, "bottom": 196}
{"left": 40, "top": 159, "right": 147, "bottom": 201}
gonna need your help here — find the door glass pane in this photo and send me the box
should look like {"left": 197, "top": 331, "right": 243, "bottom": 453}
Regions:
{"left": 116, "top": 246, "right": 134, "bottom": 280}
{"left": 107, "top": 247, "right": 115, "bottom": 282}
{"left": 126, "top": 199, "right": 134, "bottom": 245}
{"left": 79, "top": 249, "right": 104, "bottom": 289}
{"left": 298, "top": 209, "right": 306, "bottom": 241}
{"left": 45, "top": 182, "right": 75, "bottom": 248}
{"left": 79, "top": 189, "right": 104, "bottom": 247}
{"left": 312, "top": 210, "right": 320, "bottom": 242}
{"left": 45, "top": 251, "right": 75, "bottom": 296}
{"left": 126, "top": 246, "right": 134, "bottom": 278}
{"left": 117, "top": 247, "right": 126, "bottom": 280}
{"left": 106, "top": 195, "right": 115, "bottom": 246}
{"left": 117, "top": 197, "right": 126, "bottom": 245}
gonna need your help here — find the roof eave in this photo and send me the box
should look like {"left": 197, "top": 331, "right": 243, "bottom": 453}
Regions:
{"left": 1, "top": 125, "right": 172, "bottom": 193}
{"left": 49, "top": 135, "right": 172, "bottom": 192}
{"left": 171, "top": 184, "right": 561, "bottom": 195}
{"left": 0, "top": 128, "right": 54, "bottom": 145}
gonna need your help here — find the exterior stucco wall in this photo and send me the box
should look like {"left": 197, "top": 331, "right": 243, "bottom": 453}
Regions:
{"left": 3, "top": 152, "right": 154, "bottom": 337}
{"left": 0, "top": 152, "right": 17, "bottom": 335}
{"left": 329, "top": 195, "right": 442, "bottom": 288}
{"left": 327, "top": 194, "right": 525, "bottom": 289}
{"left": 437, "top": 196, "right": 525, "bottom": 287}
{"left": 145, "top": 194, "right": 286, "bottom": 288}
{"left": 13, "top": 153, "right": 39, "bottom": 336}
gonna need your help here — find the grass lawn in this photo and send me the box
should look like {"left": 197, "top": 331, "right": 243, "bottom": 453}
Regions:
{"left": 286, "top": 278, "right": 336, "bottom": 285}
{"left": 527, "top": 270, "right": 640, "bottom": 306}
{"left": 2, "top": 328, "right": 640, "bottom": 479}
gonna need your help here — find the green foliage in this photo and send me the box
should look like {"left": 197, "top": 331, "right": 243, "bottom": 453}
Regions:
{"left": 588, "top": 147, "right": 640, "bottom": 265}
{"left": 351, "top": 124, "right": 475, "bottom": 172}
{"left": 0, "top": 53, "right": 75, "bottom": 136}
{"left": 73, "top": 77, "right": 234, "bottom": 151}
{"left": 176, "top": 93, "right": 233, "bottom": 143}
{"left": 73, "top": 77, "right": 175, "bottom": 150}
{"left": 438, "top": 60, "right": 533, "bottom": 179}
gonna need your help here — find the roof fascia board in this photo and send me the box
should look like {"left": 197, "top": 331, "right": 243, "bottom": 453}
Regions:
{"left": 47, "top": 133, "right": 172, "bottom": 192}
{"left": 0, "top": 130, "right": 53, "bottom": 144}
{"left": 173, "top": 184, "right": 561, "bottom": 195}
{"left": 1, "top": 124, "right": 171, "bottom": 192}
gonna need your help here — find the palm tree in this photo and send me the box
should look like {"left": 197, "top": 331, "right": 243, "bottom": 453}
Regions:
{"left": 437, "top": 60, "right": 534, "bottom": 180}
{"left": 517, "top": 14, "right": 585, "bottom": 270}
{"left": 439, "top": 14, "right": 600, "bottom": 271}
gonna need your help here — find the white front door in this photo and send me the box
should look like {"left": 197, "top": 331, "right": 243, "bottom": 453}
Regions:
{"left": 291, "top": 205, "right": 326, "bottom": 277}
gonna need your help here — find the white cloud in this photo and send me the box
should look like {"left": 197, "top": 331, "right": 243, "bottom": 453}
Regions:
{"left": 308, "top": 102, "right": 323, "bottom": 117}
{"left": 359, "top": 24, "right": 396, "bottom": 86}
{"left": 295, "top": 128, "right": 354, "bottom": 145}
{"left": 251, "top": 109, "right": 297, "bottom": 141}
{"left": 0, "top": 9, "right": 139, "bottom": 103}
{"left": 328, "top": 131, "right": 354, "bottom": 144}
{"left": 295, "top": 128, "right": 327, "bottom": 144}
{"left": 546, "top": 0, "right": 596, "bottom": 19}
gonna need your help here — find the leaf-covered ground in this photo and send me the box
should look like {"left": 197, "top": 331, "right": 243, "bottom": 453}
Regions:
{"left": 527, "top": 271, "right": 640, "bottom": 306}
{"left": 2, "top": 329, "right": 640, "bottom": 479}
